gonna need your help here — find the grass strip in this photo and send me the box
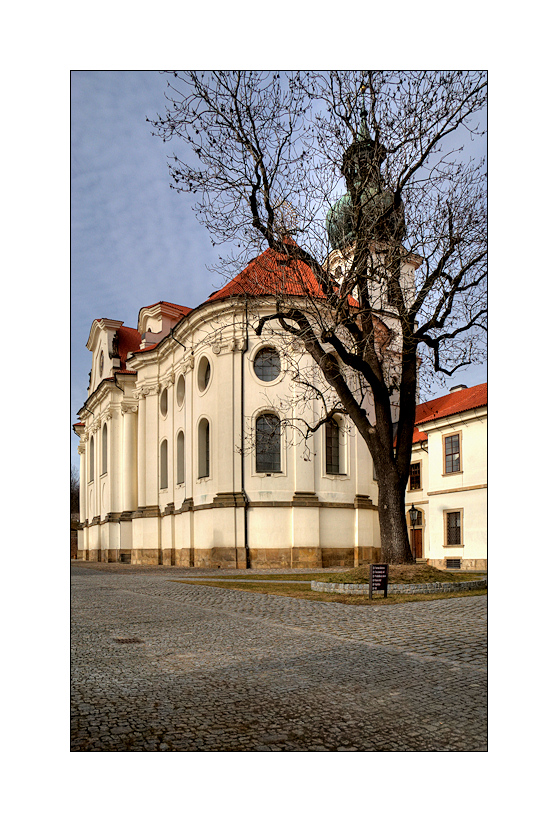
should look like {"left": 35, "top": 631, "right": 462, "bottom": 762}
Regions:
{"left": 175, "top": 578, "right": 487, "bottom": 606}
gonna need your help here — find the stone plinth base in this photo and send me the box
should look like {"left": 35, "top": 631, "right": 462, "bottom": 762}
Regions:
{"left": 428, "top": 558, "right": 487, "bottom": 571}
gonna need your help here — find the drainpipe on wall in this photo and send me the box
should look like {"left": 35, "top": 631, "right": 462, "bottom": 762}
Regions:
{"left": 241, "top": 300, "right": 250, "bottom": 569}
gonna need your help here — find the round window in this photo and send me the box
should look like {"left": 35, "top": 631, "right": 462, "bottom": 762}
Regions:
{"left": 254, "top": 347, "right": 281, "bottom": 382}
{"left": 160, "top": 387, "right": 168, "bottom": 416}
{"left": 198, "top": 356, "right": 211, "bottom": 392}
{"left": 176, "top": 374, "right": 185, "bottom": 407}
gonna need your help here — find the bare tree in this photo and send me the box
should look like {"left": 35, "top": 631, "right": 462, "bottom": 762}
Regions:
{"left": 70, "top": 464, "right": 80, "bottom": 516}
{"left": 149, "top": 71, "right": 487, "bottom": 564}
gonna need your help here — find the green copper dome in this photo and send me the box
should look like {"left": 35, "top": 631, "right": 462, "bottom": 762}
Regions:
{"left": 326, "top": 100, "right": 404, "bottom": 251}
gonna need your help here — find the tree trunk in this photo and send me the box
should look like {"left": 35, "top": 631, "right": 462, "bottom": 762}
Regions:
{"left": 376, "top": 467, "right": 414, "bottom": 565}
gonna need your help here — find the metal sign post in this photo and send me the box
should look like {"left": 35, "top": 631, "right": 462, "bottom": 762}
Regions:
{"left": 369, "top": 563, "right": 389, "bottom": 599}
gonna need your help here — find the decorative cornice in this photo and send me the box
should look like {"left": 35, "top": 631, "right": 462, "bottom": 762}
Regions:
{"left": 292, "top": 492, "right": 320, "bottom": 507}
{"left": 427, "top": 483, "right": 487, "bottom": 497}
{"left": 136, "top": 383, "right": 159, "bottom": 397}
{"left": 354, "top": 494, "right": 376, "bottom": 509}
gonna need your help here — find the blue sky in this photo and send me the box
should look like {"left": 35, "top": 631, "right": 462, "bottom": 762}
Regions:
{"left": 71, "top": 70, "right": 225, "bottom": 467}
{"left": 71, "top": 70, "right": 487, "bottom": 470}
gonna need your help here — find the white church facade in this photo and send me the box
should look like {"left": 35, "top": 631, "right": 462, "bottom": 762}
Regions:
{"left": 73, "top": 246, "right": 406, "bottom": 568}
{"left": 73, "top": 243, "right": 487, "bottom": 570}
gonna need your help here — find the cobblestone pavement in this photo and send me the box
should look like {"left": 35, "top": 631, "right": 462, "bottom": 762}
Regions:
{"left": 71, "top": 563, "right": 487, "bottom": 752}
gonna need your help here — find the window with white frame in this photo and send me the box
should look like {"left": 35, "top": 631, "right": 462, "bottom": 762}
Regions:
{"left": 89, "top": 436, "right": 94, "bottom": 482}
{"left": 198, "top": 419, "right": 210, "bottom": 478}
{"left": 255, "top": 413, "right": 281, "bottom": 473}
{"left": 444, "top": 433, "right": 461, "bottom": 474}
{"left": 160, "top": 387, "right": 168, "bottom": 417}
{"left": 254, "top": 347, "right": 281, "bottom": 382}
{"left": 445, "top": 509, "right": 463, "bottom": 546}
{"left": 176, "top": 374, "right": 185, "bottom": 407}
{"left": 101, "top": 423, "right": 108, "bottom": 475}
{"left": 198, "top": 357, "right": 211, "bottom": 393}
{"left": 327, "top": 417, "right": 347, "bottom": 475}
{"left": 160, "top": 439, "right": 168, "bottom": 489}
{"left": 176, "top": 431, "right": 185, "bottom": 485}
{"left": 409, "top": 461, "right": 421, "bottom": 490}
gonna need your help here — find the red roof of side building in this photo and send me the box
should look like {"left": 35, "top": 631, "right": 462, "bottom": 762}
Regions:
{"left": 411, "top": 382, "right": 487, "bottom": 443}
{"left": 415, "top": 383, "right": 487, "bottom": 425}
{"left": 207, "top": 245, "right": 359, "bottom": 308}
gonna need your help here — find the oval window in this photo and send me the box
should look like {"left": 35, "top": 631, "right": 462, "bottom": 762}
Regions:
{"left": 160, "top": 387, "right": 168, "bottom": 416}
{"left": 198, "top": 357, "right": 211, "bottom": 392}
{"left": 254, "top": 347, "right": 281, "bottom": 382}
{"left": 176, "top": 374, "right": 185, "bottom": 407}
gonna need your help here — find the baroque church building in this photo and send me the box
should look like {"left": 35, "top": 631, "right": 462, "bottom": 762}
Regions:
{"left": 73, "top": 241, "right": 417, "bottom": 568}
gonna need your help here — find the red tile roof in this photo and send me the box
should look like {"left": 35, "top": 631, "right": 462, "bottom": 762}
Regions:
{"left": 207, "top": 245, "right": 359, "bottom": 307}
{"left": 116, "top": 326, "right": 142, "bottom": 364}
{"left": 415, "top": 383, "right": 487, "bottom": 426}
{"left": 407, "top": 383, "right": 487, "bottom": 445}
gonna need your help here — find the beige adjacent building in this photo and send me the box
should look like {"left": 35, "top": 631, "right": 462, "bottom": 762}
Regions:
{"left": 404, "top": 383, "right": 487, "bottom": 571}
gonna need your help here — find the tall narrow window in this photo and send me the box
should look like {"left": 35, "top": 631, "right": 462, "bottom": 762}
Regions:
{"left": 160, "top": 440, "right": 168, "bottom": 489}
{"left": 409, "top": 462, "right": 421, "bottom": 490}
{"left": 256, "top": 413, "right": 281, "bottom": 473}
{"left": 176, "top": 431, "right": 185, "bottom": 485}
{"left": 176, "top": 374, "right": 185, "bottom": 407}
{"left": 198, "top": 419, "right": 210, "bottom": 478}
{"left": 160, "top": 388, "right": 168, "bottom": 417}
{"left": 444, "top": 434, "right": 461, "bottom": 474}
{"left": 89, "top": 436, "right": 94, "bottom": 482}
{"left": 198, "top": 357, "right": 211, "bottom": 392}
{"left": 446, "top": 510, "right": 462, "bottom": 545}
{"left": 101, "top": 423, "right": 108, "bottom": 475}
{"left": 326, "top": 418, "right": 340, "bottom": 474}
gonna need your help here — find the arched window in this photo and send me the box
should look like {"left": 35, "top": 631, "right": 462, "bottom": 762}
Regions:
{"left": 176, "top": 431, "right": 185, "bottom": 485}
{"left": 254, "top": 347, "right": 281, "bottom": 382}
{"left": 198, "top": 419, "right": 210, "bottom": 478}
{"left": 89, "top": 436, "right": 94, "bottom": 482}
{"left": 256, "top": 413, "right": 281, "bottom": 473}
{"left": 326, "top": 416, "right": 347, "bottom": 475}
{"left": 101, "top": 423, "right": 108, "bottom": 475}
{"left": 160, "top": 439, "right": 168, "bottom": 489}
{"left": 326, "top": 418, "right": 340, "bottom": 474}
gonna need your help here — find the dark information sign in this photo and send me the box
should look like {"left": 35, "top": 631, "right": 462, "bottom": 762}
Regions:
{"left": 369, "top": 563, "right": 389, "bottom": 599}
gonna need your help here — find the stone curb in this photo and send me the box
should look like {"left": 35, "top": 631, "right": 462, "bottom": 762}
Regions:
{"left": 310, "top": 578, "right": 488, "bottom": 595}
